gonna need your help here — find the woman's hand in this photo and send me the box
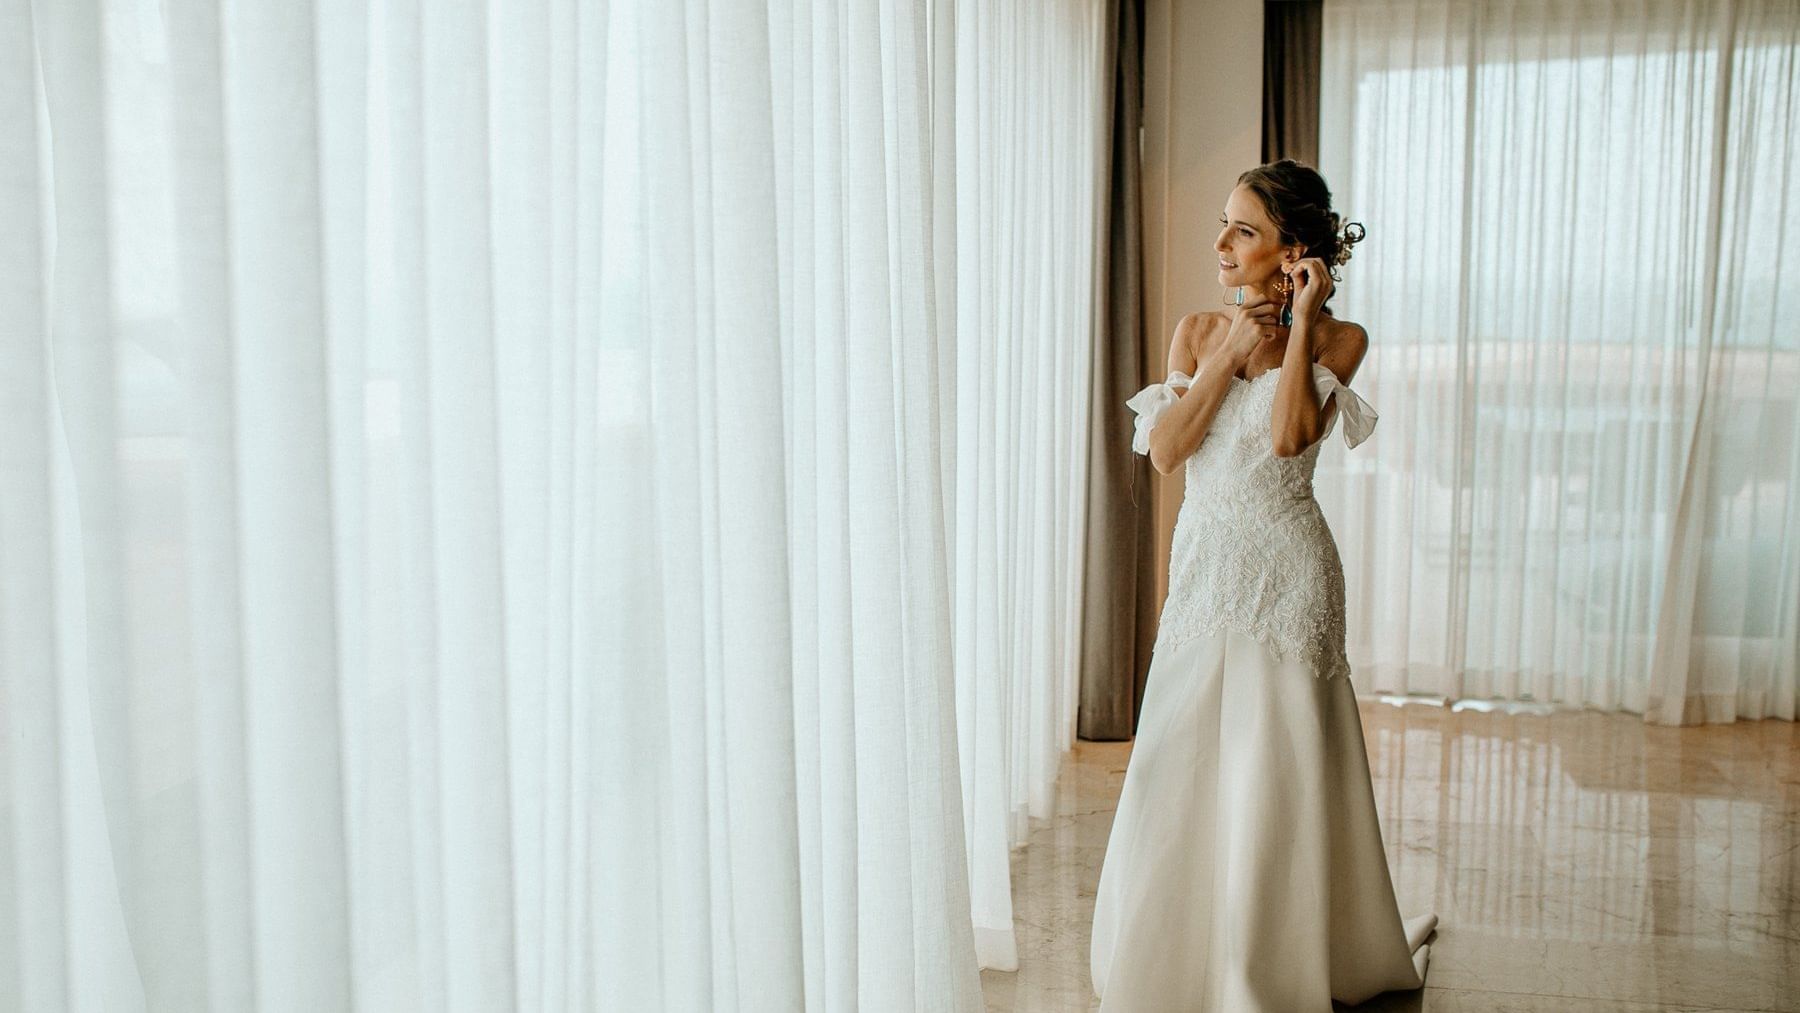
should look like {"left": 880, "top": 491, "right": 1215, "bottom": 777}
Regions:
{"left": 1220, "top": 291, "right": 1282, "bottom": 365}
{"left": 1287, "top": 257, "right": 1333, "bottom": 322}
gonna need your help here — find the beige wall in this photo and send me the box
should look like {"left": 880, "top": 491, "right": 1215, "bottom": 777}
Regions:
{"left": 1141, "top": 0, "right": 1264, "bottom": 604}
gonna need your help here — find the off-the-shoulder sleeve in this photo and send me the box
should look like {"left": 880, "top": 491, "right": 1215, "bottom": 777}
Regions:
{"left": 1126, "top": 370, "right": 1195, "bottom": 455}
{"left": 1309, "top": 362, "right": 1378, "bottom": 449}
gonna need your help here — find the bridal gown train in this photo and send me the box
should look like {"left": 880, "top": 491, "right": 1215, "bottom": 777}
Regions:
{"left": 1090, "top": 361, "right": 1436, "bottom": 1011}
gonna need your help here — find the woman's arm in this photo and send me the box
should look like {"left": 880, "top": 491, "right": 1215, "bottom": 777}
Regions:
{"left": 1270, "top": 310, "right": 1323, "bottom": 456}
{"left": 1270, "top": 317, "right": 1368, "bottom": 456}
{"left": 1147, "top": 306, "right": 1274, "bottom": 475}
{"left": 1271, "top": 260, "right": 1369, "bottom": 456}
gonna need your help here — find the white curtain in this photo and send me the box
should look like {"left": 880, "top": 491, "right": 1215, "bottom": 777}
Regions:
{"left": 1318, "top": 0, "right": 1799, "bottom": 724}
{"left": 944, "top": 1, "right": 1110, "bottom": 972}
{"left": 0, "top": 0, "right": 1106, "bottom": 1009}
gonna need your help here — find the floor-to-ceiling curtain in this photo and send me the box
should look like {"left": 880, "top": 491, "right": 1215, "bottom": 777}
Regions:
{"left": 0, "top": 0, "right": 1106, "bottom": 1008}
{"left": 1075, "top": 0, "right": 1148, "bottom": 743}
{"left": 947, "top": 0, "right": 1110, "bottom": 970}
{"left": 1317, "top": 0, "right": 1799, "bottom": 724}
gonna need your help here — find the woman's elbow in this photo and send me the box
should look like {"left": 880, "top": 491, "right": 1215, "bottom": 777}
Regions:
{"left": 1148, "top": 440, "right": 1181, "bottom": 475}
{"left": 1272, "top": 427, "right": 1318, "bottom": 458}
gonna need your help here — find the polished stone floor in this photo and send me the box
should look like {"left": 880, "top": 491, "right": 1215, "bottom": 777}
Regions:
{"left": 980, "top": 700, "right": 1800, "bottom": 1012}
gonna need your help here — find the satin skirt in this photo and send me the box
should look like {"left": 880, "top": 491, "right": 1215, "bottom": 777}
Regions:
{"left": 1089, "top": 630, "right": 1436, "bottom": 1011}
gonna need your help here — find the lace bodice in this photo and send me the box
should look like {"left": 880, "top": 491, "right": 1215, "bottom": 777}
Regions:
{"left": 1127, "top": 362, "right": 1378, "bottom": 681}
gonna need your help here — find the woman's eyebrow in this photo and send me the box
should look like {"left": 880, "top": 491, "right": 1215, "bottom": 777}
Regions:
{"left": 1222, "top": 216, "right": 1258, "bottom": 231}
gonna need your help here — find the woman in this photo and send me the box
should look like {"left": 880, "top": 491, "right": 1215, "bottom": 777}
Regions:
{"left": 1089, "top": 160, "right": 1436, "bottom": 1010}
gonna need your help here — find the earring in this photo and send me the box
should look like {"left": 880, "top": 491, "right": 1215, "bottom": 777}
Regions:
{"left": 1275, "top": 271, "right": 1294, "bottom": 327}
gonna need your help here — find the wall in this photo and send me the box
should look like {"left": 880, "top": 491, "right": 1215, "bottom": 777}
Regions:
{"left": 1140, "top": 0, "right": 1265, "bottom": 604}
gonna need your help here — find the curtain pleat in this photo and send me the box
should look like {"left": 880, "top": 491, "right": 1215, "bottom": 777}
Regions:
{"left": 1, "top": 2, "right": 64, "bottom": 1008}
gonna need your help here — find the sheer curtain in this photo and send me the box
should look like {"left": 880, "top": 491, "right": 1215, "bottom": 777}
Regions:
{"left": 1317, "top": 0, "right": 1799, "bottom": 724}
{"left": 0, "top": 0, "right": 1105, "bottom": 1008}
{"left": 944, "top": 0, "right": 1109, "bottom": 971}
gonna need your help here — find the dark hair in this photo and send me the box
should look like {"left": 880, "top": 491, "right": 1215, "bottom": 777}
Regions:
{"left": 1236, "top": 159, "right": 1366, "bottom": 283}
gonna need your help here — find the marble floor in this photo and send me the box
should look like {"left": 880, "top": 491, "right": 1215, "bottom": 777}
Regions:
{"left": 980, "top": 700, "right": 1800, "bottom": 1013}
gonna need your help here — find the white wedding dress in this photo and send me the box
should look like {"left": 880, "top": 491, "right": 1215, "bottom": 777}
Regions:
{"left": 1089, "top": 361, "right": 1436, "bottom": 1011}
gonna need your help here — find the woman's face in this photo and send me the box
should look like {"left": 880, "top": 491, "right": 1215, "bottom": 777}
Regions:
{"left": 1215, "top": 185, "right": 1298, "bottom": 289}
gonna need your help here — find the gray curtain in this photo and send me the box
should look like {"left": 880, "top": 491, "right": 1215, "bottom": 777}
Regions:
{"left": 1263, "top": 0, "right": 1322, "bottom": 165}
{"left": 1077, "top": 0, "right": 1154, "bottom": 742}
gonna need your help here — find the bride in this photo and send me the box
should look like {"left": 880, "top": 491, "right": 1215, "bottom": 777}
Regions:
{"left": 1088, "top": 160, "right": 1436, "bottom": 1011}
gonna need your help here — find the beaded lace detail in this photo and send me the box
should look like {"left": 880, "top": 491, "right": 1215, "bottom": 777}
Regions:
{"left": 1127, "top": 363, "right": 1378, "bottom": 681}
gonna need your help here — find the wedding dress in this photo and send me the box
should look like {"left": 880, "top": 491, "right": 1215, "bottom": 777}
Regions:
{"left": 1089, "top": 361, "right": 1436, "bottom": 1011}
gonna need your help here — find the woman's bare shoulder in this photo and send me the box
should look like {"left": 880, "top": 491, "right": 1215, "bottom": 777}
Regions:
{"left": 1321, "top": 315, "right": 1368, "bottom": 345}
{"left": 1320, "top": 316, "right": 1368, "bottom": 352}
{"left": 1179, "top": 309, "right": 1231, "bottom": 335}
{"left": 1174, "top": 311, "right": 1231, "bottom": 368}
{"left": 1316, "top": 316, "right": 1370, "bottom": 383}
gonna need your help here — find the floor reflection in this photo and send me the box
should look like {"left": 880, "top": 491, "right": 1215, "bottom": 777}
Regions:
{"left": 982, "top": 702, "right": 1800, "bottom": 1012}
